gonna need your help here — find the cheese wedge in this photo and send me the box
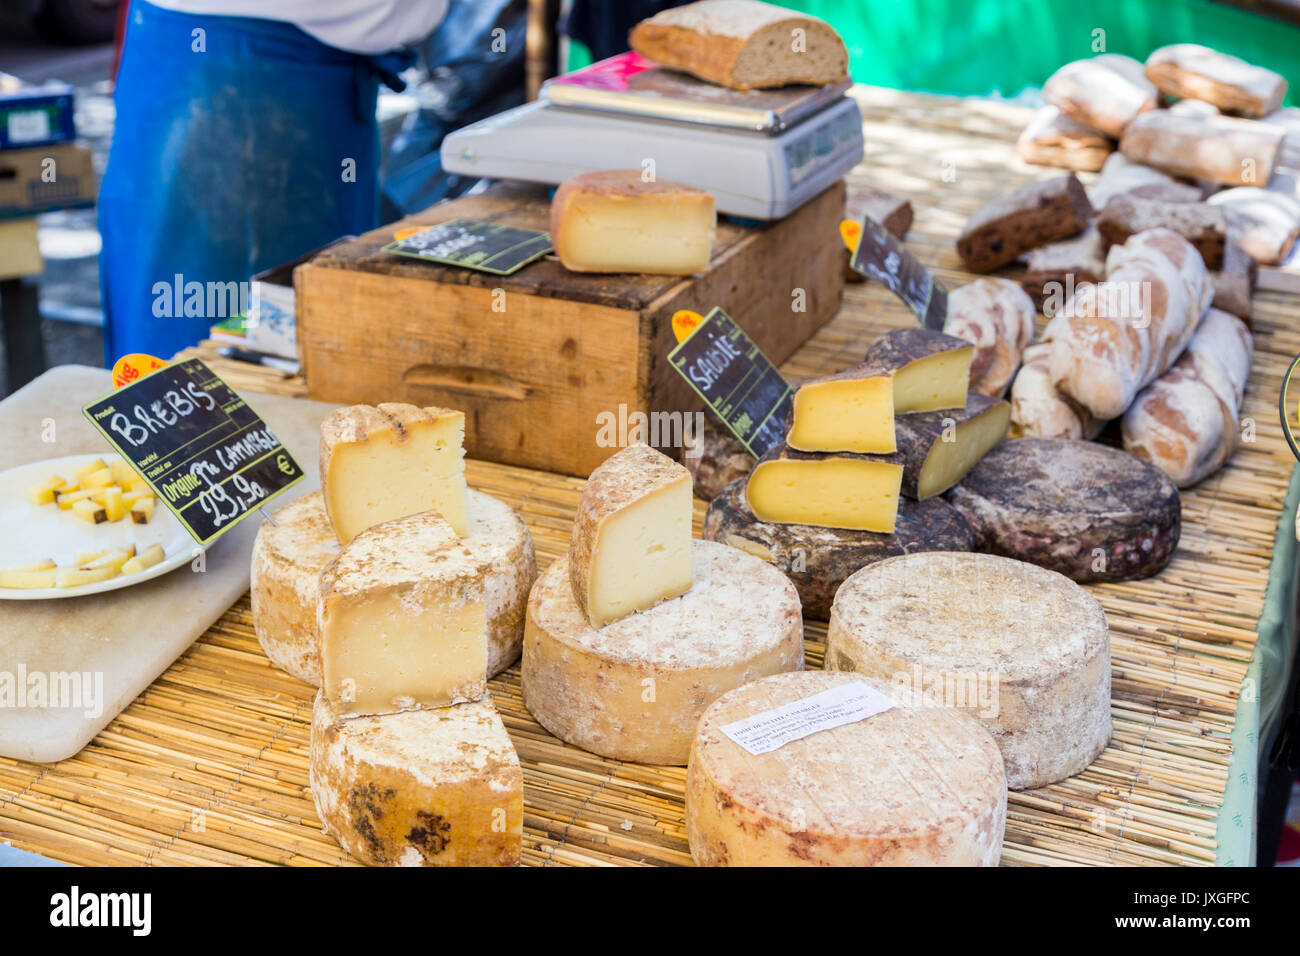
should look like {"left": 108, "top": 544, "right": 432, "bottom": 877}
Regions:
{"left": 895, "top": 394, "right": 1011, "bottom": 500}
{"left": 318, "top": 511, "right": 488, "bottom": 717}
{"left": 787, "top": 363, "right": 895, "bottom": 453}
{"left": 861, "top": 328, "right": 974, "bottom": 413}
{"left": 568, "top": 443, "right": 694, "bottom": 628}
{"left": 320, "top": 403, "right": 469, "bottom": 543}
{"left": 550, "top": 170, "right": 716, "bottom": 275}
{"left": 746, "top": 446, "right": 904, "bottom": 533}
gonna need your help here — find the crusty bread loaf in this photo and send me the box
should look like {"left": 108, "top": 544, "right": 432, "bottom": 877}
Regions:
{"left": 1207, "top": 185, "right": 1300, "bottom": 266}
{"left": 1017, "top": 106, "right": 1113, "bottom": 172}
{"left": 1042, "top": 55, "right": 1158, "bottom": 137}
{"left": 1021, "top": 224, "right": 1107, "bottom": 313}
{"left": 1009, "top": 343, "right": 1104, "bottom": 440}
{"left": 944, "top": 278, "right": 1036, "bottom": 398}
{"left": 1263, "top": 106, "right": 1300, "bottom": 168}
{"left": 1211, "top": 239, "right": 1257, "bottom": 324}
{"left": 1095, "top": 194, "right": 1229, "bottom": 269}
{"left": 1120, "top": 110, "right": 1285, "bottom": 187}
{"left": 1122, "top": 308, "right": 1253, "bottom": 486}
{"left": 629, "top": 1, "right": 848, "bottom": 91}
{"left": 1145, "top": 44, "right": 1287, "bottom": 118}
{"left": 1046, "top": 229, "right": 1211, "bottom": 420}
{"left": 1088, "top": 153, "right": 1202, "bottom": 208}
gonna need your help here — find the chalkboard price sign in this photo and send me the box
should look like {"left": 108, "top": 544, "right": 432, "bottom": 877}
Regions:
{"left": 382, "top": 218, "right": 553, "bottom": 275}
{"left": 850, "top": 212, "right": 948, "bottom": 329}
{"left": 82, "top": 358, "right": 305, "bottom": 545}
{"left": 668, "top": 307, "right": 792, "bottom": 459}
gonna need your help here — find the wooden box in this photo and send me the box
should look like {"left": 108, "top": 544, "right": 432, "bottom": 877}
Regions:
{"left": 295, "top": 180, "right": 846, "bottom": 476}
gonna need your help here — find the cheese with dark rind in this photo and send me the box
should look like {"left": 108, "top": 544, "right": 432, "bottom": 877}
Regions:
{"left": 682, "top": 412, "right": 754, "bottom": 500}
{"left": 860, "top": 328, "right": 974, "bottom": 413}
{"left": 946, "top": 437, "right": 1180, "bottom": 583}
{"left": 892, "top": 393, "right": 1010, "bottom": 499}
{"left": 787, "top": 360, "right": 896, "bottom": 453}
{"left": 521, "top": 540, "right": 803, "bottom": 765}
{"left": 746, "top": 443, "right": 904, "bottom": 532}
{"left": 686, "top": 671, "right": 1007, "bottom": 866}
{"left": 825, "top": 552, "right": 1111, "bottom": 790}
{"left": 703, "top": 477, "right": 975, "bottom": 618}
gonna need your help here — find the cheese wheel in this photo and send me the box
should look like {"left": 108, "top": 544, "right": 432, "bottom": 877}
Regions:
{"left": 310, "top": 692, "right": 522, "bottom": 866}
{"left": 251, "top": 489, "right": 535, "bottom": 686}
{"left": 522, "top": 539, "right": 803, "bottom": 765}
{"left": 826, "top": 552, "right": 1111, "bottom": 789}
{"left": 703, "top": 477, "right": 975, "bottom": 619}
{"left": 946, "top": 437, "right": 1180, "bottom": 583}
{"left": 686, "top": 671, "right": 1007, "bottom": 866}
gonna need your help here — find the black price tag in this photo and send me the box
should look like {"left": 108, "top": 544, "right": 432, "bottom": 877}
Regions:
{"left": 850, "top": 213, "right": 948, "bottom": 329}
{"left": 82, "top": 358, "right": 305, "bottom": 546}
{"left": 382, "top": 218, "right": 553, "bottom": 275}
{"left": 668, "top": 307, "right": 792, "bottom": 459}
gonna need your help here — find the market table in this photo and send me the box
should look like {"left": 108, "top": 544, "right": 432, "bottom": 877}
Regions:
{"left": 2, "top": 86, "right": 1297, "bottom": 867}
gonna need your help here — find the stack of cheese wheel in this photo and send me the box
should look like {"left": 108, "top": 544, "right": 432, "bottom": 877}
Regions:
{"left": 686, "top": 671, "right": 1007, "bottom": 866}
{"left": 257, "top": 403, "right": 537, "bottom": 867}
{"left": 522, "top": 443, "right": 804, "bottom": 765}
{"left": 706, "top": 328, "right": 1010, "bottom": 617}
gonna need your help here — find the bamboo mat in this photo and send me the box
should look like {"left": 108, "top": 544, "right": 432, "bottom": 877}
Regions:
{"left": 3, "top": 86, "right": 1298, "bottom": 867}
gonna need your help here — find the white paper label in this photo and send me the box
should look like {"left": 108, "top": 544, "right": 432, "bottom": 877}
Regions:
{"left": 7, "top": 109, "right": 50, "bottom": 144}
{"left": 719, "top": 682, "right": 896, "bottom": 756}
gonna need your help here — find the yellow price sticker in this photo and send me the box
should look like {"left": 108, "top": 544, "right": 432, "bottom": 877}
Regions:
{"left": 111, "top": 353, "right": 167, "bottom": 389}
{"left": 672, "top": 309, "right": 704, "bottom": 343}
{"left": 839, "top": 219, "right": 861, "bottom": 253}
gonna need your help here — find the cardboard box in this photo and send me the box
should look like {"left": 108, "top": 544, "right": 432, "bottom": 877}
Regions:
{"left": 0, "top": 143, "right": 96, "bottom": 219}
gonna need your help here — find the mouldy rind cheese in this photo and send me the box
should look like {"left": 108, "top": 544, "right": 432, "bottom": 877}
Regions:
{"left": 251, "top": 489, "right": 535, "bottom": 687}
{"left": 569, "top": 443, "right": 693, "bottom": 628}
{"left": 310, "top": 692, "right": 522, "bottom": 866}
{"left": 859, "top": 328, "right": 973, "bottom": 414}
{"left": 746, "top": 443, "right": 904, "bottom": 532}
{"left": 318, "top": 511, "right": 487, "bottom": 717}
{"left": 320, "top": 403, "right": 469, "bottom": 543}
{"left": 703, "top": 477, "right": 975, "bottom": 619}
{"left": 947, "top": 437, "right": 1181, "bottom": 583}
{"left": 550, "top": 170, "right": 716, "bottom": 275}
{"left": 825, "top": 552, "right": 1112, "bottom": 790}
{"left": 522, "top": 540, "right": 803, "bottom": 765}
{"left": 686, "top": 671, "right": 1007, "bottom": 866}
{"left": 892, "top": 393, "right": 1010, "bottom": 500}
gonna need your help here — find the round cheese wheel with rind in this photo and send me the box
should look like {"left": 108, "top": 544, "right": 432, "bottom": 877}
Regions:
{"left": 310, "top": 691, "right": 522, "bottom": 867}
{"left": 946, "top": 437, "right": 1180, "bottom": 582}
{"left": 703, "top": 477, "right": 975, "bottom": 618}
{"left": 826, "top": 551, "right": 1111, "bottom": 790}
{"left": 251, "top": 489, "right": 536, "bottom": 686}
{"left": 522, "top": 539, "right": 803, "bottom": 765}
{"left": 686, "top": 671, "right": 1007, "bottom": 866}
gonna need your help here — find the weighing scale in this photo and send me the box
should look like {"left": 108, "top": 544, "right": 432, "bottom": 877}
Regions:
{"left": 441, "top": 52, "right": 864, "bottom": 221}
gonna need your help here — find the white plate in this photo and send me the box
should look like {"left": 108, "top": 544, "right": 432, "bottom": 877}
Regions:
{"left": 0, "top": 453, "right": 201, "bottom": 600}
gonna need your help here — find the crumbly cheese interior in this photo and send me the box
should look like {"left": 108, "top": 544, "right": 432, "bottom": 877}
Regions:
{"left": 747, "top": 458, "right": 902, "bottom": 532}
{"left": 789, "top": 375, "right": 895, "bottom": 453}
{"left": 321, "top": 590, "right": 487, "bottom": 716}
{"left": 893, "top": 347, "right": 973, "bottom": 413}
{"left": 915, "top": 402, "right": 1010, "bottom": 499}
{"left": 587, "top": 477, "right": 693, "bottom": 626}
{"left": 558, "top": 192, "right": 715, "bottom": 275}
{"left": 326, "top": 415, "right": 468, "bottom": 542}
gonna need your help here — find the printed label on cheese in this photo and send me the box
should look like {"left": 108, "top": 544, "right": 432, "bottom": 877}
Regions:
{"left": 719, "top": 682, "right": 895, "bottom": 755}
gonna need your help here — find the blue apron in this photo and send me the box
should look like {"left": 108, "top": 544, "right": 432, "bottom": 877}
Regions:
{"left": 98, "top": 1, "right": 411, "bottom": 363}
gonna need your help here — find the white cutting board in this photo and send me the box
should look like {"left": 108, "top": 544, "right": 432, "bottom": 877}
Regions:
{"left": 0, "top": 365, "right": 338, "bottom": 763}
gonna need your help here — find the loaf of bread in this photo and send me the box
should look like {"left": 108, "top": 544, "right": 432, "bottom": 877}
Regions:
{"left": 1122, "top": 308, "right": 1253, "bottom": 486}
{"left": 1207, "top": 185, "right": 1300, "bottom": 265}
{"left": 1263, "top": 107, "right": 1300, "bottom": 168}
{"left": 1096, "top": 194, "right": 1229, "bottom": 269}
{"left": 1042, "top": 55, "right": 1158, "bottom": 137}
{"left": 1089, "top": 153, "right": 1202, "bottom": 208}
{"left": 629, "top": 0, "right": 848, "bottom": 91}
{"left": 1145, "top": 44, "right": 1287, "bottom": 118}
{"left": 1017, "top": 106, "right": 1113, "bottom": 172}
{"left": 1046, "top": 229, "right": 1210, "bottom": 420}
{"left": 1120, "top": 110, "right": 1285, "bottom": 187}
{"left": 956, "top": 174, "right": 1092, "bottom": 272}
{"left": 1021, "top": 224, "right": 1107, "bottom": 313}
{"left": 944, "top": 278, "right": 1036, "bottom": 398}
{"left": 1009, "top": 343, "right": 1104, "bottom": 440}
{"left": 1211, "top": 239, "right": 1257, "bottom": 324}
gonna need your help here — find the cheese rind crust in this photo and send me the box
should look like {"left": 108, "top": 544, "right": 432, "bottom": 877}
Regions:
{"left": 686, "top": 671, "right": 1006, "bottom": 866}
{"left": 523, "top": 540, "right": 803, "bottom": 765}
{"left": 310, "top": 692, "right": 522, "bottom": 866}
{"left": 825, "top": 552, "right": 1111, "bottom": 789}
{"left": 252, "top": 490, "right": 534, "bottom": 686}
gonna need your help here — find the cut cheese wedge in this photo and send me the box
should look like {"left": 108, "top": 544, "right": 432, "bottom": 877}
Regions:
{"left": 320, "top": 403, "right": 469, "bottom": 543}
{"left": 787, "top": 363, "right": 895, "bottom": 453}
{"left": 894, "top": 394, "right": 1011, "bottom": 500}
{"left": 550, "top": 170, "right": 716, "bottom": 275}
{"left": 861, "top": 328, "right": 974, "bottom": 413}
{"left": 746, "top": 445, "right": 904, "bottom": 533}
{"left": 569, "top": 443, "right": 693, "bottom": 628}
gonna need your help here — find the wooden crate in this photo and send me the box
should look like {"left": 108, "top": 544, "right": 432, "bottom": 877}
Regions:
{"left": 295, "top": 180, "right": 846, "bottom": 476}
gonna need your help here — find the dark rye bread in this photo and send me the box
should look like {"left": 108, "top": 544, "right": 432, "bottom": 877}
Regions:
{"left": 1096, "top": 194, "right": 1228, "bottom": 269}
{"left": 957, "top": 174, "right": 1093, "bottom": 272}
{"left": 703, "top": 478, "right": 975, "bottom": 619}
{"left": 946, "top": 438, "right": 1180, "bottom": 583}
{"left": 1020, "top": 224, "right": 1107, "bottom": 311}
{"left": 1210, "top": 239, "right": 1257, "bottom": 325}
